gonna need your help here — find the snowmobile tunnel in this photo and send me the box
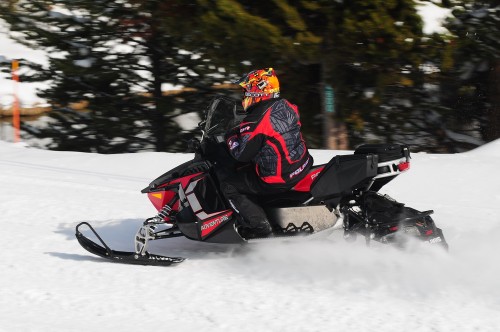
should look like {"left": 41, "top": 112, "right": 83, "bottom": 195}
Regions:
{"left": 310, "top": 154, "right": 378, "bottom": 208}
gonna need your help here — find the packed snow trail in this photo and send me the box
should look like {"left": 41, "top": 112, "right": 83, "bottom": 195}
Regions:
{"left": 0, "top": 141, "right": 499, "bottom": 332}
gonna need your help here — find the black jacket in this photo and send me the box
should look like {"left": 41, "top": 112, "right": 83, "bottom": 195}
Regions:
{"left": 225, "top": 98, "right": 312, "bottom": 185}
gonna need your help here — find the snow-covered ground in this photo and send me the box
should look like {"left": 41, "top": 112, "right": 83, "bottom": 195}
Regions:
{"left": 0, "top": 141, "right": 499, "bottom": 331}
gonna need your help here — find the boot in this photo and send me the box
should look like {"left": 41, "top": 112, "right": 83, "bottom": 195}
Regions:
{"left": 239, "top": 219, "right": 273, "bottom": 239}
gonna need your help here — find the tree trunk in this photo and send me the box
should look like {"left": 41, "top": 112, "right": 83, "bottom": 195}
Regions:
{"left": 485, "top": 60, "right": 500, "bottom": 141}
{"left": 149, "top": 29, "right": 166, "bottom": 152}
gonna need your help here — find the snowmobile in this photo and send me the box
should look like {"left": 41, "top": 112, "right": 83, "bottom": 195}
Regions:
{"left": 75, "top": 96, "right": 448, "bottom": 266}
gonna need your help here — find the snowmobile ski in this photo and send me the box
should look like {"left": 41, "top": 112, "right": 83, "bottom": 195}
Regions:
{"left": 75, "top": 222, "right": 185, "bottom": 266}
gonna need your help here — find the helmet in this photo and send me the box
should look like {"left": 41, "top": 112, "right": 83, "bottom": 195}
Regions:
{"left": 236, "top": 68, "right": 280, "bottom": 110}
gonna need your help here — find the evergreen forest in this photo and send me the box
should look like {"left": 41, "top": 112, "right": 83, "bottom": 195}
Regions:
{"left": 1, "top": 0, "right": 498, "bottom": 153}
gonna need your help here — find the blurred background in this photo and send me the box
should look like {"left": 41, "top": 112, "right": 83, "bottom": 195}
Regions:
{"left": 0, "top": 0, "right": 498, "bottom": 154}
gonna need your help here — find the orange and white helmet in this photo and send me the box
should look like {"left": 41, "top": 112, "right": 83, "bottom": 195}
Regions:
{"left": 236, "top": 68, "right": 280, "bottom": 110}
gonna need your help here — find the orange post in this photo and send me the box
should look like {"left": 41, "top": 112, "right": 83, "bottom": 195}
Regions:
{"left": 12, "top": 60, "right": 21, "bottom": 143}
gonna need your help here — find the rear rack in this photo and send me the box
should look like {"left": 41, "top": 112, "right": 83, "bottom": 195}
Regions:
{"left": 373, "top": 157, "right": 411, "bottom": 180}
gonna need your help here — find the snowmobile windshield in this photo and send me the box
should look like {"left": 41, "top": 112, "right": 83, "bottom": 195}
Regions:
{"left": 204, "top": 96, "right": 244, "bottom": 137}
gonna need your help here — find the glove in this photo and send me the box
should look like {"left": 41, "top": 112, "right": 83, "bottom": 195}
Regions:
{"left": 226, "top": 136, "right": 240, "bottom": 152}
{"left": 187, "top": 138, "right": 201, "bottom": 152}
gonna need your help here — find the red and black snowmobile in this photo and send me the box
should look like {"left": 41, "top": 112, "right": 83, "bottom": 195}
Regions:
{"left": 75, "top": 96, "right": 448, "bottom": 266}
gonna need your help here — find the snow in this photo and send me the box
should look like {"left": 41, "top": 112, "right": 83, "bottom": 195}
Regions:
{"left": 1, "top": 140, "right": 499, "bottom": 331}
{"left": 416, "top": 1, "right": 452, "bottom": 35}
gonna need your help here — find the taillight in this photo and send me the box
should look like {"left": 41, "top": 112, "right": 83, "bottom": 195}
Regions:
{"left": 398, "top": 161, "right": 410, "bottom": 172}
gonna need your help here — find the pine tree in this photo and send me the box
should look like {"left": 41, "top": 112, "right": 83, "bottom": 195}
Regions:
{"left": 441, "top": 0, "right": 499, "bottom": 144}
{"left": 191, "top": 0, "right": 325, "bottom": 147}
{"left": 313, "top": 0, "right": 437, "bottom": 149}
{"left": 0, "top": 0, "right": 218, "bottom": 153}
{"left": 3, "top": 0, "right": 487, "bottom": 153}
{"left": 194, "top": 0, "right": 461, "bottom": 151}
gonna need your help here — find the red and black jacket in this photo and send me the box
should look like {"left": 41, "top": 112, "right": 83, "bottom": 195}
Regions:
{"left": 226, "top": 98, "right": 312, "bottom": 185}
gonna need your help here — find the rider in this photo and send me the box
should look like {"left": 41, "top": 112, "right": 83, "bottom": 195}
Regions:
{"left": 220, "top": 68, "right": 313, "bottom": 238}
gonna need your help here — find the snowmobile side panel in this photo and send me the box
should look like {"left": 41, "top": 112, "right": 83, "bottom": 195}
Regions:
{"left": 175, "top": 207, "right": 199, "bottom": 240}
{"left": 177, "top": 209, "right": 244, "bottom": 244}
{"left": 190, "top": 173, "right": 227, "bottom": 214}
{"left": 175, "top": 172, "right": 240, "bottom": 242}
{"left": 202, "top": 219, "right": 245, "bottom": 244}
{"left": 291, "top": 166, "right": 325, "bottom": 192}
{"left": 141, "top": 159, "right": 210, "bottom": 193}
